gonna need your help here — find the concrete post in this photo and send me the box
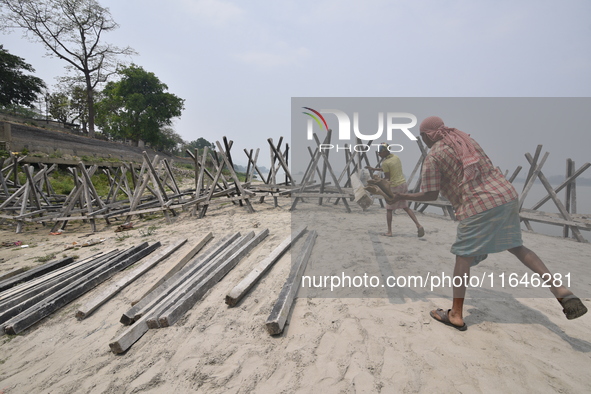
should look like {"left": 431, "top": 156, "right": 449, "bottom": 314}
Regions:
{"left": 1, "top": 122, "right": 11, "bottom": 141}
{"left": 0, "top": 122, "right": 11, "bottom": 151}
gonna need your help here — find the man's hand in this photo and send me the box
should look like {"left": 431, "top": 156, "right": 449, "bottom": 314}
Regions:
{"left": 390, "top": 192, "right": 403, "bottom": 202}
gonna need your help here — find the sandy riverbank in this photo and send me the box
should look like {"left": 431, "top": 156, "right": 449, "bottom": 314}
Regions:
{"left": 0, "top": 198, "right": 590, "bottom": 393}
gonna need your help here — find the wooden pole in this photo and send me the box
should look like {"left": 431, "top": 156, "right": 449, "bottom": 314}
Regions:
{"left": 76, "top": 239, "right": 186, "bottom": 320}
{"left": 564, "top": 159, "right": 573, "bottom": 238}
{"left": 530, "top": 162, "right": 590, "bottom": 210}
{"left": 265, "top": 230, "right": 317, "bottom": 335}
{"left": 120, "top": 233, "right": 240, "bottom": 325}
{"left": 524, "top": 153, "right": 585, "bottom": 242}
{"left": 4, "top": 243, "right": 158, "bottom": 335}
{"left": 157, "top": 230, "right": 268, "bottom": 328}
{"left": 225, "top": 226, "right": 307, "bottom": 307}
{"left": 132, "top": 232, "right": 213, "bottom": 304}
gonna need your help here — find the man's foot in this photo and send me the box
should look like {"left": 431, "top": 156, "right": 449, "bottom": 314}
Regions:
{"left": 381, "top": 232, "right": 393, "bottom": 237}
{"left": 417, "top": 226, "right": 425, "bottom": 237}
{"left": 429, "top": 308, "right": 467, "bottom": 331}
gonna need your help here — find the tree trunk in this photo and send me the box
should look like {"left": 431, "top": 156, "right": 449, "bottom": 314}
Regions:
{"left": 85, "top": 73, "right": 95, "bottom": 138}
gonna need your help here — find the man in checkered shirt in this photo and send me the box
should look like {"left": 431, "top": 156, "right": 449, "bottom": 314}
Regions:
{"left": 391, "top": 116, "right": 587, "bottom": 331}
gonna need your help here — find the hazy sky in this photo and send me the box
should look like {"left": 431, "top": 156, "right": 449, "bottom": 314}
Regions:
{"left": 2, "top": 0, "right": 590, "bottom": 173}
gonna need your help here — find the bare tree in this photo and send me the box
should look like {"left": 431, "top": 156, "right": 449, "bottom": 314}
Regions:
{"left": 0, "top": 0, "right": 136, "bottom": 137}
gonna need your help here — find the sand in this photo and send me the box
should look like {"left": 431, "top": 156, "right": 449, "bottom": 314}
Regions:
{"left": 0, "top": 197, "right": 590, "bottom": 393}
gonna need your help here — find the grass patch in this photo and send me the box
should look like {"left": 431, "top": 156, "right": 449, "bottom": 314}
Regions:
{"left": 174, "top": 162, "right": 195, "bottom": 170}
{"left": 49, "top": 169, "right": 75, "bottom": 194}
{"left": 49, "top": 150, "right": 64, "bottom": 158}
{"left": 116, "top": 233, "right": 132, "bottom": 242}
{"left": 17, "top": 172, "right": 26, "bottom": 185}
{"left": 36, "top": 253, "right": 56, "bottom": 263}
{"left": 47, "top": 169, "right": 113, "bottom": 198}
{"left": 90, "top": 172, "right": 112, "bottom": 198}
{"left": 139, "top": 225, "right": 158, "bottom": 237}
{"left": 2, "top": 334, "right": 20, "bottom": 344}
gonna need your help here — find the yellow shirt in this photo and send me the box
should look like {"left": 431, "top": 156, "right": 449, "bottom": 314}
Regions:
{"left": 381, "top": 154, "right": 406, "bottom": 187}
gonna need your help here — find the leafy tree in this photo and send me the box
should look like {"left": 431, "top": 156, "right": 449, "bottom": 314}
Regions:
{"left": 47, "top": 83, "right": 91, "bottom": 130}
{"left": 0, "top": 0, "right": 136, "bottom": 137}
{"left": 69, "top": 84, "right": 91, "bottom": 132}
{"left": 186, "top": 137, "right": 215, "bottom": 151}
{"left": 182, "top": 138, "right": 216, "bottom": 158}
{"left": 0, "top": 44, "right": 46, "bottom": 107}
{"left": 95, "top": 64, "right": 185, "bottom": 146}
{"left": 47, "top": 91, "right": 70, "bottom": 123}
{"left": 156, "top": 126, "right": 185, "bottom": 155}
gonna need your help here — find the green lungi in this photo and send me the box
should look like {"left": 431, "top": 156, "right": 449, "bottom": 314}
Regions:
{"left": 451, "top": 199, "right": 523, "bottom": 266}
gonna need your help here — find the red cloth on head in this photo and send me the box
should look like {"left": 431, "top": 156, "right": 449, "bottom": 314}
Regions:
{"left": 419, "top": 116, "right": 482, "bottom": 184}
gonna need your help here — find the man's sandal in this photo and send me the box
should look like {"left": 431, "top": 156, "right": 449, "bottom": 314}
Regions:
{"left": 558, "top": 295, "right": 588, "bottom": 320}
{"left": 430, "top": 308, "right": 467, "bottom": 331}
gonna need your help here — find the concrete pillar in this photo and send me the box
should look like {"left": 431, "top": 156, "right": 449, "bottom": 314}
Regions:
{"left": 0, "top": 122, "right": 11, "bottom": 151}
{"left": 1, "top": 121, "right": 11, "bottom": 142}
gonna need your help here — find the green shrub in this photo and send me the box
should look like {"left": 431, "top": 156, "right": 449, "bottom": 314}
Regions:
{"left": 36, "top": 253, "right": 56, "bottom": 263}
{"left": 49, "top": 169, "right": 74, "bottom": 195}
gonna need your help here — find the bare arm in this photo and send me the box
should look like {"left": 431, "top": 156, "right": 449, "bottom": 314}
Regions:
{"left": 393, "top": 190, "right": 439, "bottom": 202}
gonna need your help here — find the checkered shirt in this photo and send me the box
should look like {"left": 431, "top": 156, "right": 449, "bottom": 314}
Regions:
{"left": 421, "top": 138, "right": 518, "bottom": 221}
